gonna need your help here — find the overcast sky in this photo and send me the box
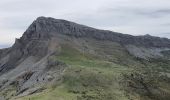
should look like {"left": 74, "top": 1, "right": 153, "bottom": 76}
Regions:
{"left": 0, "top": 0, "right": 170, "bottom": 48}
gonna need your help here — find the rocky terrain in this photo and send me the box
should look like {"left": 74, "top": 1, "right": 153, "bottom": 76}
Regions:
{"left": 0, "top": 17, "right": 170, "bottom": 100}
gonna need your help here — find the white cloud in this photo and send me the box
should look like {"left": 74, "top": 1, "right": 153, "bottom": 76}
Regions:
{"left": 0, "top": 0, "right": 170, "bottom": 48}
{"left": 0, "top": 30, "right": 23, "bottom": 45}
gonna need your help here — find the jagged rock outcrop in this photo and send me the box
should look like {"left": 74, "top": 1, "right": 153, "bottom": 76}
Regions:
{"left": 20, "top": 16, "right": 170, "bottom": 59}
{"left": 0, "top": 16, "right": 170, "bottom": 81}
{"left": 22, "top": 17, "right": 170, "bottom": 48}
{"left": 1, "top": 16, "right": 170, "bottom": 99}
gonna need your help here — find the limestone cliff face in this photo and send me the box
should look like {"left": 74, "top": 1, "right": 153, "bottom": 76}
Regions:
{"left": 1, "top": 16, "right": 170, "bottom": 97}
{"left": 20, "top": 16, "right": 170, "bottom": 59}
{"left": 22, "top": 17, "right": 170, "bottom": 48}
{"left": 1, "top": 16, "right": 170, "bottom": 74}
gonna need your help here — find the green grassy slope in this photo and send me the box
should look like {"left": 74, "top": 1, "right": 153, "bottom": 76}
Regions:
{"left": 14, "top": 42, "right": 170, "bottom": 100}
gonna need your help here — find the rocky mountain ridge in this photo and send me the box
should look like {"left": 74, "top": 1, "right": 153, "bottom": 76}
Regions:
{"left": 7, "top": 16, "right": 170, "bottom": 61}
{"left": 0, "top": 16, "right": 170, "bottom": 100}
{"left": 0, "top": 16, "right": 170, "bottom": 81}
{"left": 1, "top": 16, "right": 170, "bottom": 78}
{"left": 22, "top": 17, "right": 170, "bottom": 48}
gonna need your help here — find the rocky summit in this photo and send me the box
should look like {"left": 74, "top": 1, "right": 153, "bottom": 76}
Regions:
{"left": 0, "top": 17, "right": 170, "bottom": 100}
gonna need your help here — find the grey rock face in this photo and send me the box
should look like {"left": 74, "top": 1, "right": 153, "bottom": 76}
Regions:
{"left": 0, "top": 96, "right": 5, "bottom": 100}
{"left": 1, "top": 16, "right": 170, "bottom": 99}
{"left": 126, "top": 45, "right": 170, "bottom": 59}
{"left": 22, "top": 17, "right": 170, "bottom": 48}
{"left": 0, "top": 39, "right": 49, "bottom": 75}
{"left": 1, "top": 16, "right": 170, "bottom": 77}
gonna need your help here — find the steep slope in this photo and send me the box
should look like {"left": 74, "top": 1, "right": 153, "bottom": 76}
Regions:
{"left": 23, "top": 17, "right": 170, "bottom": 46}
{"left": 22, "top": 17, "right": 170, "bottom": 59}
{"left": 0, "top": 17, "right": 170, "bottom": 100}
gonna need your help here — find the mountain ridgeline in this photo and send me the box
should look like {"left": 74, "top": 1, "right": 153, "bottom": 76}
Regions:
{"left": 23, "top": 17, "right": 170, "bottom": 47}
{"left": 0, "top": 17, "right": 170, "bottom": 100}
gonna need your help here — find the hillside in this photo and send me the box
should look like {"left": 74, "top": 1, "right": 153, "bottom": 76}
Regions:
{"left": 0, "top": 17, "right": 170, "bottom": 100}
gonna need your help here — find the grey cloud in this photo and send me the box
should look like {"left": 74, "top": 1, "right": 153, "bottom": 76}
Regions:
{"left": 0, "top": 16, "right": 33, "bottom": 30}
{"left": 137, "top": 9, "right": 170, "bottom": 18}
{"left": 101, "top": 7, "right": 170, "bottom": 19}
{"left": 155, "top": 9, "right": 170, "bottom": 14}
{"left": 0, "top": 44, "right": 11, "bottom": 49}
{"left": 0, "top": 0, "right": 170, "bottom": 47}
{"left": 154, "top": 33, "right": 170, "bottom": 38}
{"left": 161, "top": 23, "right": 170, "bottom": 26}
